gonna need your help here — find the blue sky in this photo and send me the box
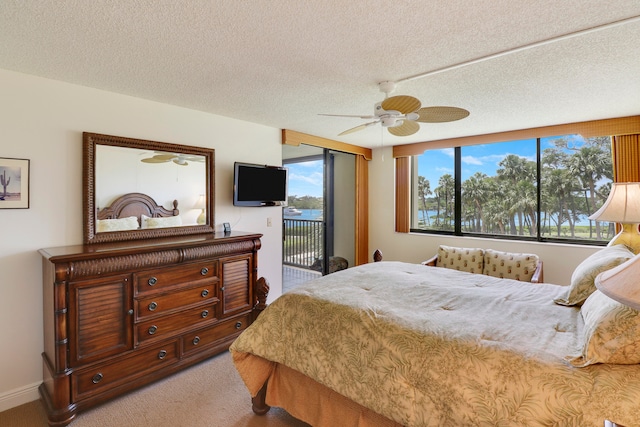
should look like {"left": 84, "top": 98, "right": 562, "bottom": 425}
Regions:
{"left": 286, "top": 159, "right": 323, "bottom": 198}
{"left": 285, "top": 135, "right": 591, "bottom": 198}
{"left": 417, "top": 134, "right": 588, "bottom": 187}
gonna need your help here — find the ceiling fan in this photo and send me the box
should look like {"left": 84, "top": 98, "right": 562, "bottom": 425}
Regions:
{"left": 140, "top": 152, "right": 204, "bottom": 166}
{"left": 321, "top": 81, "right": 470, "bottom": 137}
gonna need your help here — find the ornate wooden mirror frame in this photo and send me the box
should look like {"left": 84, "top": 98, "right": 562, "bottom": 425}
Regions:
{"left": 83, "top": 132, "right": 215, "bottom": 244}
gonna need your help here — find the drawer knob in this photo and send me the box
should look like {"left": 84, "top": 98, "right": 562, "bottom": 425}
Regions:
{"left": 235, "top": 321, "right": 243, "bottom": 329}
{"left": 158, "top": 350, "right": 167, "bottom": 360}
{"left": 201, "top": 267, "right": 209, "bottom": 276}
{"left": 148, "top": 302, "right": 158, "bottom": 311}
{"left": 201, "top": 289, "right": 209, "bottom": 298}
{"left": 201, "top": 310, "right": 209, "bottom": 318}
{"left": 148, "top": 277, "right": 158, "bottom": 286}
{"left": 92, "top": 373, "right": 103, "bottom": 384}
{"left": 193, "top": 336, "right": 200, "bottom": 345}
{"left": 148, "top": 325, "right": 158, "bottom": 335}
{"left": 127, "top": 309, "right": 134, "bottom": 316}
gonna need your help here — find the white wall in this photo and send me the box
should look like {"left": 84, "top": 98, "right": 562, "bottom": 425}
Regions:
{"left": 368, "top": 145, "right": 601, "bottom": 286}
{"left": 0, "top": 69, "right": 284, "bottom": 411}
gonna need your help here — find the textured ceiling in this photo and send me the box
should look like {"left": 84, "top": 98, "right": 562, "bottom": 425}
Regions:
{"left": 1, "top": 1, "right": 639, "bottom": 148}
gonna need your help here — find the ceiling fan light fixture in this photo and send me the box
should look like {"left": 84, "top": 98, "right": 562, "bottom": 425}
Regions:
{"left": 381, "top": 117, "right": 398, "bottom": 127}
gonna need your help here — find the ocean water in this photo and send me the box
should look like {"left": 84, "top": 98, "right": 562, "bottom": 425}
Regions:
{"left": 284, "top": 209, "right": 323, "bottom": 220}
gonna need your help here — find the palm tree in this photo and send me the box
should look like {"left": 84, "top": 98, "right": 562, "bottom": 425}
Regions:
{"left": 417, "top": 176, "right": 432, "bottom": 227}
{"left": 462, "top": 172, "right": 490, "bottom": 232}
{"left": 435, "top": 174, "right": 455, "bottom": 230}
{"left": 497, "top": 155, "right": 536, "bottom": 235}
{"left": 567, "top": 139, "right": 612, "bottom": 238}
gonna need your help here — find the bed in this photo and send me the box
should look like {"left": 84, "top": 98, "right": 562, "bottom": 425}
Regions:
{"left": 231, "top": 246, "right": 640, "bottom": 427}
{"left": 95, "top": 192, "right": 180, "bottom": 232}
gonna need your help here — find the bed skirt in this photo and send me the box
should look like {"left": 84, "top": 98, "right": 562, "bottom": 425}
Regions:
{"left": 233, "top": 351, "right": 401, "bottom": 427}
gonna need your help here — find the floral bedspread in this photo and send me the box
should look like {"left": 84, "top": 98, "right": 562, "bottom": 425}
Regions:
{"left": 230, "top": 261, "right": 640, "bottom": 426}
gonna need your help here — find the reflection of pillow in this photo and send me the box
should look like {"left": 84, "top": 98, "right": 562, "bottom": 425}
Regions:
{"left": 554, "top": 245, "right": 634, "bottom": 306}
{"left": 568, "top": 290, "right": 640, "bottom": 367}
{"left": 436, "top": 245, "right": 484, "bottom": 274}
{"left": 141, "top": 214, "right": 182, "bottom": 229}
{"left": 96, "top": 216, "right": 139, "bottom": 232}
{"left": 483, "top": 249, "right": 539, "bottom": 282}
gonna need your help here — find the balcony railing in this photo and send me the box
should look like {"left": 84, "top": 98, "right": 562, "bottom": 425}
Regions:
{"left": 283, "top": 218, "right": 323, "bottom": 269}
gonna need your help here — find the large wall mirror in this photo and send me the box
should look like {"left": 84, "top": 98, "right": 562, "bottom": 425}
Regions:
{"left": 83, "top": 132, "right": 215, "bottom": 244}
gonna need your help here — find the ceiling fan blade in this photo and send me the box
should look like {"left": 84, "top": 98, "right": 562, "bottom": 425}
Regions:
{"left": 141, "top": 157, "right": 170, "bottom": 163}
{"left": 320, "top": 113, "right": 376, "bottom": 119}
{"left": 416, "top": 106, "right": 470, "bottom": 123}
{"left": 387, "top": 120, "right": 420, "bottom": 137}
{"left": 338, "top": 120, "right": 379, "bottom": 136}
{"left": 381, "top": 95, "right": 421, "bottom": 114}
{"left": 153, "top": 154, "right": 178, "bottom": 160}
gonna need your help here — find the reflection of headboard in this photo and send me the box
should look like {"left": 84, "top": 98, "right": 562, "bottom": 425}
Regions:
{"left": 97, "top": 192, "right": 179, "bottom": 223}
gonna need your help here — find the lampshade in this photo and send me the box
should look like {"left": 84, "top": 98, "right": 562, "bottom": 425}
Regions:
{"left": 588, "top": 182, "right": 640, "bottom": 223}
{"left": 193, "top": 194, "right": 206, "bottom": 210}
{"left": 595, "top": 253, "right": 640, "bottom": 310}
{"left": 194, "top": 195, "right": 206, "bottom": 225}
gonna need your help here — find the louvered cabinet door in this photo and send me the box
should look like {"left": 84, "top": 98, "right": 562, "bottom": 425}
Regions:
{"left": 219, "top": 254, "right": 254, "bottom": 318}
{"left": 68, "top": 274, "right": 134, "bottom": 367}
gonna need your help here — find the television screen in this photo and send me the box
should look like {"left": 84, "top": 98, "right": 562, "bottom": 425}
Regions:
{"left": 233, "top": 162, "right": 288, "bottom": 206}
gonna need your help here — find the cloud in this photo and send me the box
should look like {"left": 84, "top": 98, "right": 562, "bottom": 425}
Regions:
{"left": 289, "top": 171, "right": 323, "bottom": 186}
{"left": 461, "top": 155, "right": 483, "bottom": 165}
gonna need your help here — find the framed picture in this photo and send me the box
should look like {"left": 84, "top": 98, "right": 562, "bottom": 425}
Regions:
{"left": 0, "top": 157, "right": 30, "bottom": 209}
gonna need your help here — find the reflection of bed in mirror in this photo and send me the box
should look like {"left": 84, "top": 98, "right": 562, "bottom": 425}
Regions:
{"left": 96, "top": 192, "right": 180, "bottom": 232}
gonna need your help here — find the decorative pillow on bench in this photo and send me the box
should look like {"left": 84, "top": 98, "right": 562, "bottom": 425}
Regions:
{"left": 483, "top": 249, "right": 539, "bottom": 282}
{"left": 436, "top": 245, "right": 484, "bottom": 274}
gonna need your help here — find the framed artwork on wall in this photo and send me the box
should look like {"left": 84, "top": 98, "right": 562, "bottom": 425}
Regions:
{"left": 0, "top": 157, "right": 30, "bottom": 209}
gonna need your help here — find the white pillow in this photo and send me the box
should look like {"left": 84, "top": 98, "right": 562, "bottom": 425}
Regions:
{"left": 141, "top": 214, "right": 182, "bottom": 229}
{"left": 568, "top": 290, "right": 640, "bottom": 367}
{"left": 96, "top": 216, "right": 139, "bottom": 232}
{"left": 554, "top": 245, "right": 634, "bottom": 306}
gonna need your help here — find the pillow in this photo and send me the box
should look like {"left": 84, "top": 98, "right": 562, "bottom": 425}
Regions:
{"left": 483, "top": 249, "right": 539, "bottom": 282}
{"left": 568, "top": 290, "right": 640, "bottom": 367}
{"left": 141, "top": 214, "right": 182, "bottom": 229}
{"left": 96, "top": 216, "right": 139, "bottom": 232}
{"left": 554, "top": 245, "right": 634, "bottom": 306}
{"left": 436, "top": 245, "right": 484, "bottom": 274}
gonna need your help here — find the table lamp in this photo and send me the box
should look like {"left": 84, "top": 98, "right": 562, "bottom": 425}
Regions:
{"left": 194, "top": 194, "right": 206, "bottom": 225}
{"left": 588, "top": 182, "right": 640, "bottom": 254}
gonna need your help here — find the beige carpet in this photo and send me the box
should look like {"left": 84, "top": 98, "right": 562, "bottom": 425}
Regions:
{"left": 0, "top": 351, "right": 310, "bottom": 427}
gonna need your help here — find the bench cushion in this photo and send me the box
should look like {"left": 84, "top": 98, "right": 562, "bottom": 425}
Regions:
{"left": 436, "top": 245, "right": 484, "bottom": 274}
{"left": 483, "top": 249, "right": 539, "bottom": 282}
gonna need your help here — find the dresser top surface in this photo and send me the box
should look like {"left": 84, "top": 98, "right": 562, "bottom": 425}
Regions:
{"left": 40, "top": 231, "right": 262, "bottom": 262}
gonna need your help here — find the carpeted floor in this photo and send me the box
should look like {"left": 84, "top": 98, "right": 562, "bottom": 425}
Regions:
{"left": 0, "top": 351, "right": 310, "bottom": 427}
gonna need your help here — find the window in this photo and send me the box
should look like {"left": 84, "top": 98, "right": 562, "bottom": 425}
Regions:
{"left": 411, "top": 135, "right": 613, "bottom": 244}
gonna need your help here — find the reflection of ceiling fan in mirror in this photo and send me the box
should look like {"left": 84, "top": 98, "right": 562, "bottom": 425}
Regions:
{"left": 321, "top": 81, "right": 470, "bottom": 137}
{"left": 141, "top": 152, "right": 204, "bottom": 166}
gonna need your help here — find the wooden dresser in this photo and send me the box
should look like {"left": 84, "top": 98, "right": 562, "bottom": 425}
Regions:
{"left": 39, "top": 231, "right": 266, "bottom": 427}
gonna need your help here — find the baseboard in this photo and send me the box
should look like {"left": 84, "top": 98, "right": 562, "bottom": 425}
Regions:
{"left": 0, "top": 382, "right": 41, "bottom": 413}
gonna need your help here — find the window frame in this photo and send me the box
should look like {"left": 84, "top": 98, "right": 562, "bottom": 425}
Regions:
{"left": 393, "top": 115, "right": 640, "bottom": 246}
{"left": 409, "top": 138, "right": 614, "bottom": 246}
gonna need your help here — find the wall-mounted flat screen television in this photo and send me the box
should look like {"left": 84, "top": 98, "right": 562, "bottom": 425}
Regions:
{"left": 233, "top": 162, "right": 288, "bottom": 207}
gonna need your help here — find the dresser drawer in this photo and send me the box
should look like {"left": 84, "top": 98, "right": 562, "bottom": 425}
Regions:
{"left": 136, "top": 303, "right": 218, "bottom": 345}
{"left": 182, "top": 313, "right": 252, "bottom": 355}
{"left": 72, "top": 341, "right": 178, "bottom": 400}
{"left": 136, "top": 283, "right": 218, "bottom": 321}
{"left": 134, "top": 261, "right": 217, "bottom": 296}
